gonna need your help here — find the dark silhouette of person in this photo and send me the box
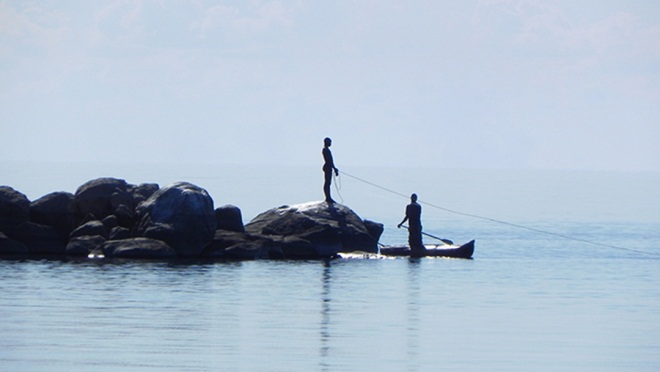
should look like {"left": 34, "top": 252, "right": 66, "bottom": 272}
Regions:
{"left": 398, "top": 193, "right": 424, "bottom": 252}
{"left": 322, "top": 137, "right": 339, "bottom": 203}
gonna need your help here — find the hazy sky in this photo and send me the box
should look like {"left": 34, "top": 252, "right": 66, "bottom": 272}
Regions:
{"left": 2, "top": 1, "right": 659, "bottom": 171}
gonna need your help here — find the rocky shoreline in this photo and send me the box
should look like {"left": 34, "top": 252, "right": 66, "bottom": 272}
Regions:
{"left": 0, "top": 178, "right": 383, "bottom": 260}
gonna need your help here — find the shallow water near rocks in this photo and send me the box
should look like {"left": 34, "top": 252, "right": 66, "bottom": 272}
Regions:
{"left": 1, "top": 163, "right": 659, "bottom": 370}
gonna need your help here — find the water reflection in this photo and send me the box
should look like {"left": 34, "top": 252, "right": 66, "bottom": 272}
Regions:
{"left": 319, "top": 259, "right": 332, "bottom": 371}
{"left": 407, "top": 258, "right": 422, "bottom": 371}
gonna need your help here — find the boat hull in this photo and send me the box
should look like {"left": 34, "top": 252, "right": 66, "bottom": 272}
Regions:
{"left": 379, "top": 240, "right": 475, "bottom": 259}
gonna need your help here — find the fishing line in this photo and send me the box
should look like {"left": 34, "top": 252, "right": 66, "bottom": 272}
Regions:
{"left": 333, "top": 171, "right": 344, "bottom": 204}
{"left": 340, "top": 170, "right": 659, "bottom": 257}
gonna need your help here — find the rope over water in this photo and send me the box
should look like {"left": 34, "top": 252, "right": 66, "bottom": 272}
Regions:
{"left": 340, "top": 170, "right": 658, "bottom": 257}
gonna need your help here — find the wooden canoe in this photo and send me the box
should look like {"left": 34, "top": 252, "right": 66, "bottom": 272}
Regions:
{"left": 379, "top": 240, "right": 475, "bottom": 259}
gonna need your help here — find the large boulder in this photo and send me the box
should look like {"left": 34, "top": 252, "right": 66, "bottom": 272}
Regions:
{"left": 280, "top": 235, "right": 330, "bottom": 259}
{"left": 134, "top": 182, "right": 216, "bottom": 257}
{"left": 65, "top": 235, "right": 106, "bottom": 256}
{"left": 130, "top": 183, "right": 159, "bottom": 206}
{"left": 102, "top": 238, "right": 176, "bottom": 259}
{"left": 114, "top": 204, "right": 136, "bottom": 229}
{"left": 0, "top": 186, "right": 30, "bottom": 236}
{"left": 74, "top": 178, "right": 130, "bottom": 221}
{"left": 101, "top": 215, "right": 119, "bottom": 231}
{"left": 245, "top": 201, "right": 381, "bottom": 254}
{"left": 70, "top": 220, "right": 108, "bottom": 240}
{"left": 215, "top": 204, "right": 245, "bottom": 232}
{"left": 12, "top": 222, "right": 65, "bottom": 255}
{"left": 0, "top": 231, "right": 29, "bottom": 255}
{"left": 204, "top": 230, "right": 251, "bottom": 253}
{"left": 30, "top": 192, "right": 77, "bottom": 241}
{"left": 203, "top": 230, "right": 284, "bottom": 260}
{"left": 364, "top": 219, "right": 385, "bottom": 245}
{"left": 109, "top": 226, "right": 131, "bottom": 240}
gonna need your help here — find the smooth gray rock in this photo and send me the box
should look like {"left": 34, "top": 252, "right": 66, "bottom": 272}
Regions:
{"left": 65, "top": 235, "right": 106, "bottom": 256}
{"left": 0, "top": 186, "right": 30, "bottom": 236}
{"left": 12, "top": 222, "right": 65, "bottom": 255}
{"left": 134, "top": 182, "right": 216, "bottom": 257}
{"left": 0, "top": 231, "right": 29, "bottom": 255}
{"left": 30, "top": 192, "right": 76, "bottom": 240}
{"left": 74, "top": 178, "right": 129, "bottom": 221}
{"left": 114, "top": 204, "right": 136, "bottom": 228}
{"left": 102, "top": 238, "right": 176, "bottom": 259}
{"left": 70, "top": 220, "right": 108, "bottom": 240}
{"left": 101, "top": 214, "right": 119, "bottom": 231}
{"left": 203, "top": 230, "right": 284, "bottom": 259}
{"left": 364, "top": 219, "right": 385, "bottom": 246}
{"left": 280, "top": 236, "right": 330, "bottom": 259}
{"left": 109, "top": 226, "right": 131, "bottom": 240}
{"left": 245, "top": 201, "right": 380, "bottom": 254}
{"left": 131, "top": 183, "right": 159, "bottom": 205}
{"left": 215, "top": 204, "right": 245, "bottom": 232}
{"left": 224, "top": 240, "right": 276, "bottom": 260}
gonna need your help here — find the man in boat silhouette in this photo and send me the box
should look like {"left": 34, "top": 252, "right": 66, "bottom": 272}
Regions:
{"left": 398, "top": 193, "right": 424, "bottom": 252}
{"left": 322, "top": 137, "right": 339, "bottom": 203}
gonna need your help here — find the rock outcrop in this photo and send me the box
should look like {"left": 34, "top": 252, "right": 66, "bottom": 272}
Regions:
{"left": 66, "top": 235, "right": 106, "bottom": 257}
{"left": 102, "top": 238, "right": 177, "bottom": 259}
{"left": 12, "top": 222, "right": 65, "bottom": 255}
{"left": 0, "top": 186, "right": 30, "bottom": 236}
{"left": 30, "top": 192, "right": 76, "bottom": 240}
{"left": 1, "top": 178, "right": 384, "bottom": 261}
{"left": 134, "top": 182, "right": 216, "bottom": 257}
{"left": 245, "top": 201, "right": 383, "bottom": 255}
{"left": 74, "top": 178, "right": 131, "bottom": 221}
{"left": 215, "top": 204, "right": 245, "bottom": 232}
{"left": 203, "top": 230, "right": 285, "bottom": 260}
{"left": 70, "top": 220, "right": 108, "bottom": 240}
{"left": 0, "top": 231, "right": 28, "bottom": 255}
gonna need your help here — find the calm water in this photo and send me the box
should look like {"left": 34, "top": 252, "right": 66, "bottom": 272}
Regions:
{"left": 1, "top": 162, "right": 659, "bottom": 371}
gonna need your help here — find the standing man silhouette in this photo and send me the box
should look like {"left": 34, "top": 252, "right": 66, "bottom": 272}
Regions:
{"left": 322, "top": 137, "right": 339, "bottom": 203}
{"left": 398, "top": 193, "right": 424, "bottom": 252}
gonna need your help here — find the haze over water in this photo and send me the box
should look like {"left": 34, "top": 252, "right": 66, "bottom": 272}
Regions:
{"left": 1, "top": 162, "right": 659, "bottom": 371}
{"left": 2, "top": 2, "right": 658, "bottom": 369}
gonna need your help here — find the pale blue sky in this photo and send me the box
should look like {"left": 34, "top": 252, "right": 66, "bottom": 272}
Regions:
{"left": 1, "top": 1, "right": 659, "bottom": 171}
